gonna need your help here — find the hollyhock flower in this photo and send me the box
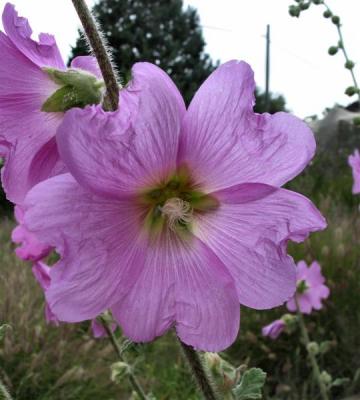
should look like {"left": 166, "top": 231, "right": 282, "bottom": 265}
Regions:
{"left": 24, "top": 61, "right": 326, "bottom": 351}
{"left": 0, "top": 3, "right": 103, "bottom": 203}
{"left": 12, "top": 205, "right": 51, "bottom": 261}
{"left": 262, "top": 319, "right": 285, "bottom": 340}
{"left": 286, "top": 261, "right": 330, "bottom": 314}
{"left": 348, "top": 149, "right": 360, "bottom": 194}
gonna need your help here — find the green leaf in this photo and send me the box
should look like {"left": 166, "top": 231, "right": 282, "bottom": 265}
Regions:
{"left": 331, "top": 378, "right": 350, "bottom": 388}
{"left": 232, "top": 368, "right": 267, "bottom": 400}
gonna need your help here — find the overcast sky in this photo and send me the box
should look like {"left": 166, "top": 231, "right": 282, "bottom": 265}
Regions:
{"left": 1, "top": 0, "right": 359, "bottom": 118}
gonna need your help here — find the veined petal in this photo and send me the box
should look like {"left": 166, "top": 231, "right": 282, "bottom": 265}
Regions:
{"left": 2, "top": 3, "right": 65, "bottom": 69}
{"left": 193, "top": 183, "right": 326, "bottom": 309}
{"left": 57, "top": 62, "right": 186, "bottom": 198}
{"left": 24, "top": 174, "right": 147, "bottom": 321}
{"left": 70, "top": 56, "right": 102, "bottom": 80}
{"left": 178, "top": 60, "right": 315, "bottom": 192}
{"left": 112, "top": 234, "right": 239, "bottom": 351}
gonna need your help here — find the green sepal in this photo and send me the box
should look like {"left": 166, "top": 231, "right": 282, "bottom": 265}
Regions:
{"left": 232, "top": 368, "right": 267, "bottom": 400}
{"left": 42, "top": 68, "right": 104, "bottom": 112}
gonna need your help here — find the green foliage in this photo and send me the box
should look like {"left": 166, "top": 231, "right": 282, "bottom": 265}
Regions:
{"left": 232, "top": 368, "right": 267, "bottom": 400}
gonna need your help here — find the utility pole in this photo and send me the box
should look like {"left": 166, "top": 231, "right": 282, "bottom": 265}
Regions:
{"left": 265, "top": 24, "right": 270, "bottom": 112}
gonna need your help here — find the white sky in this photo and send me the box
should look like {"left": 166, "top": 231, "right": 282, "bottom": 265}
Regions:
{"left": 0, "top": 0, "right": 359, "bottom": 118}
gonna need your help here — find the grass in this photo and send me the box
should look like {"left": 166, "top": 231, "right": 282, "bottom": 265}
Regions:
{"left": 1, "top": 159, "right": 360, "bottom": 399}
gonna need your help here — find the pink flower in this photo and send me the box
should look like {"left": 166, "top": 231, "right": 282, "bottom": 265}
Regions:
{"left": 262, "top": 319, "right": 285, "bottom": 340}
{"left": 12, "top": 205, "right": 51, "bottom": 261}
{"left": 24, "top": 61, "right": 326, "bottom": 351}
{"left": 286, "top": 261, "right": 330, "bottom": 314}
{"left": 0, "top": 3, "right": 102, "bottom": 203}
{"left": 348, "top": 149, "right": 360, "bottom": 194}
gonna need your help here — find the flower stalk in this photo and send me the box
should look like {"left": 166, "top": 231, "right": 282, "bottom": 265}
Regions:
{"left": 295, "top": 297, "right": 329, "bottom": 400}
{"left": 100, "top": 318, "right": 149, "bottom": 400}
{"left": 71, "top": 0, "right": 119, "bottom": 111}
{"left": 322, "top": 2, "right": 360, "bottom": 106}
{"left": 179, "top": 339, "right": 219, "bottom": 400}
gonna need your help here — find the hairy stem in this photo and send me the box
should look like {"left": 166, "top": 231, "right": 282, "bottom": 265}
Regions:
{"left": 295, "top": 298, "right": 329, "bottom": 400}
{"left": 0, "top": 380, "right": 12, "bottom": 400}
{"left": 100, "top": 318, "right": 148, "bottom": 400}
{"left": 71, "top": 0, "right": 119, "bottom": 111}
{"left": 178, "top": 339, "right": 219, "bottom": 400}
{"left": 323, "top": 2, "right": 360, "bottom": 107}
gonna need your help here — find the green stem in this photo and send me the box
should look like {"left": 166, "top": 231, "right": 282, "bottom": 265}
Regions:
{"left": 100, "top": 318, "right": 148, "bottom": 400}
{"left": 178, "top": 339, "right": 219, "bottom": 400}
{"left": 295, "top": 297, "right": 329, "bottom": 400}
{"left": 0, "top": 380, "right": 12, "bottom": 400}
{"left": 323, "top": 2, "right": 360, "bottom": 107}
{"left": 71, "top": 0, "right": 119, "bottom": 111}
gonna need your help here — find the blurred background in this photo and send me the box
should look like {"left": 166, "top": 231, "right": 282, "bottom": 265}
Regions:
{"left": 1, "top": 0, "right": 360, "bottom": 399}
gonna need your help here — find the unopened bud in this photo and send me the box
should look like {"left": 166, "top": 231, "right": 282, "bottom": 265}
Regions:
{"left": 323, "top": 10, "right": 332, "bottom": 18}
{"left": 300, "top": 2, "right": 310, "bottom": 10}
{"left": 328, "top": 46, "right": 338, "bottom": 56}
{"left": 312, "top": 0, "right": 323, "bottom": 4}
{"left": 204, "top": 352, "right": 221, "bottom": 370}
{"left": 307, "top": 342, "right": 319, "bottom": 355}
{"left": 345, "top": 86, "right": 358, "bottom": 97}
{"left": 345, "top": 60, "right": 355, "bottom": 70}
{"left": 289, "top": 5, "right": 301, "bottom": 17}
{"left": 320, "top": 370, "right": 332, "bottom": 385}
{"left": 331, "top": 15, "right": 340, "bottom": 25}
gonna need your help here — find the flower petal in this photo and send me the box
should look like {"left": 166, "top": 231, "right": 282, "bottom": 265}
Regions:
{"left": 348, "top": 149, "right": 360, "bottom": 194}
{"left": 70, "top": 56, "right": 102, "bottom": 79}
{"left": 57, "top": 62, "right": 186, "bottom": 198}
{"left": 0, "top": 31, "right": 64, "bottom": 203}
{"left": 112, "top": 235, "right": 239, "bottom": 351}
{"left": 2, "top": 3, "right": 65, "bottom": 69}
{"left": 194, "top": 183, "right": 326, "bottom": 309}
{"left": 24, "top": 174, "right": 147, "bottom": 321}
{"left": 178, "top": 60, "right": 315, "bottom": 192}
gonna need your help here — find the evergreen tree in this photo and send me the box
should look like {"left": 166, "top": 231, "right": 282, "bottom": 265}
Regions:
{"left": 70, "top": 0, "right": 215, "bottom": 104}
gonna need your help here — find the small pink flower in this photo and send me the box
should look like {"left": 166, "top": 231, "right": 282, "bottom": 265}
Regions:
{"left": 286, "top": 261, "right": 330, "bottom": 314}
{"left": 24, "top": 61, "right": 326, "bottom": 351}
{"left": 12, "top": 205, "right": 51, "bottom": 261}
{"left": 0, "top": 3, "right": 102, "bottom": 203}
{"left": 348, "top": 149, "right": 360, "bottom": 194}
{"left": 262, "top": 319, "right": 285, "bottom": 340}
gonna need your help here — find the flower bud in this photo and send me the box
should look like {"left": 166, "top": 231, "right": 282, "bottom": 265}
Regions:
{"left": 331, "top": 15, "right": 340, "bottom": 25}
{"left": 345, "top": 60, "right": 355, "bottom": 70}
{"left": 307, "top": 341, "right": 319, "bottom": 355}
{"left": 346, "top": 86, "right": 358, "bottom": 96}
{"left": 323, "top": 10, "right": 332, "bottom": 18}
{"left": 300, "top": 2, "right": 310, "bottom": 10}
{"left": 320, "top": 370, "right": 332, "bottom": 385}
{"left": 328, "top": 46, "right": 338, "bottom": 56}
{"left": 312, "top": 0, "right": 323, "bottom": 4}
{"left": 289, "top": 5, "right": 301, "bottom": 17}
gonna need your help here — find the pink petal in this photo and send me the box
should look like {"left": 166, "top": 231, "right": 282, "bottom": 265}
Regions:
{"left": 262, "top": 319, "right": 285, "bottom": 340}
{"left": 91, "top": 319, "right": 117, "bottom": 338}
{"left": 24, "top": 174, "right": 147, "bottom": 322}
{"left": 70, "top": 56, "right": 102, "bottom": 79}
{"left": 32, "top": 261, "right": 51, "bottom": 290}
{"left": 112, "top": 235, "right": 239, "bottom": 352}
{"left": 57, "top": 62, "right": 186, "bottom": 198}
{"left": 2, "top": 3, "right": 65, "bottom": 69}
{"left": 194, "top": 183, "right": 326, "bottom": 309}
{"left": 0, "top": 31, "right": 64, "bottom": 203}
{"left": 178, "top": 60, "right": 315, "bottom": 192}
{"left": 348, "top": 149, "right": 360, "bottom": 194}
